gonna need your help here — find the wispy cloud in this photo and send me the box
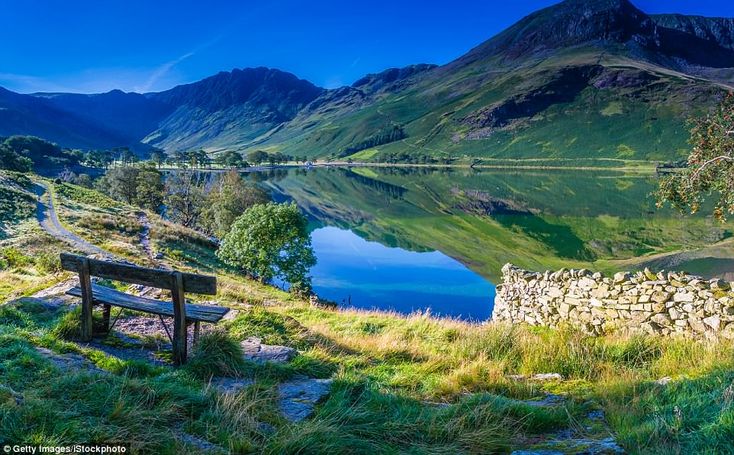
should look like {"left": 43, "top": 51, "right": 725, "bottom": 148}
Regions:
{"left": 0, "top": 34, "right": 224, "bottom": 94}
{"left": 134, "top": 50, "right": 196, "bottom": 93}
{"left": 134, "top": 34, "right": 223, "bottom": 93}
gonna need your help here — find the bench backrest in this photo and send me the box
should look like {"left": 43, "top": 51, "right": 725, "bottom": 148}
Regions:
{"left": 60, "top": 253, "right": 217, "bottom": 295}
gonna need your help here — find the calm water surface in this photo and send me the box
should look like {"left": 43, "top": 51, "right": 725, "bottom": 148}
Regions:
{"left": 310, "top": 226, "right": 495, "bottom": 320}
{"left": 246, "top": 166, "right": 734, "bottom": 320}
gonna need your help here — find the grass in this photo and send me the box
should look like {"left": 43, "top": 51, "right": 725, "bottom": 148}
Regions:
{"left": 0, "top": 262, "right": 732, "bottom": 452}
{"left": 0, "top": 178, "right": 732, "bottom": 452}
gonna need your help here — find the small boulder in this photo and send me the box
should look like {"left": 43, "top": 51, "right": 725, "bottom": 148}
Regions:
{"left": 530, "top": 373, "right": 564, "bottom": 381}
{"left": 278, "top": 378, "right": 333, "bottom": 422}
{"left": 241, "top": 337, "right": 297, "bottom": 364}
{"left": 209, "top": 377, "right": 255, "bottom": 394}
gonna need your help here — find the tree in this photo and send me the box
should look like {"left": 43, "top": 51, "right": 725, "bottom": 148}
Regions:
{"left": 216, "top": 150, "right": 246, "bottom": 168}
{"left": 201, "top": 170, "right": 269, "bottom": 238}
{"left": 119, "top": 148, "right": 137, "bottom": 165}
{"left": 657, "top": 93, "right": 734, "bottom": 221}
{"left": 102, "top": 166, "right": 140, "bottom": 204}
{"left": 217, "top": 202, "right": 316, "bottom": 294}
{"left": 75, "top": 174, "right": 94, "bottom": 188}
{"left": 247, "top": 150, "right": 269, "bottom": 166}
{"left": 150, "top": 150, "right": 166, "bottom": 168}
{"left": 165, "top": 171, "right": 206, "bottom": 228}
{"left": 0, "top": 144, "right": 32, "bottom": 172}
{"left": 135, "top": 165, "right": 164, "bottom": 212}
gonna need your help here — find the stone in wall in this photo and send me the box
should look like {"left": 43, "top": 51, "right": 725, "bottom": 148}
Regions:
{"left": 492, "top": 263, "right": 734, "bottom": 338}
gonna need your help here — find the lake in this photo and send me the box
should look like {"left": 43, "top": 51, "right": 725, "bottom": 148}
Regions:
{"left": 247, "top": 166, "right": 734, "bottom": 320}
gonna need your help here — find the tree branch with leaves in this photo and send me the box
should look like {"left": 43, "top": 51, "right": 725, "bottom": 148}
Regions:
{"left": 657, "top": 93, "right": 734, "bottom": 221}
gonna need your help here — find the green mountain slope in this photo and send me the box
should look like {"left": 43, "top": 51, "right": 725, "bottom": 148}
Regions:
{"left": 254, "top": 0, "right": 734, "bottom": 161}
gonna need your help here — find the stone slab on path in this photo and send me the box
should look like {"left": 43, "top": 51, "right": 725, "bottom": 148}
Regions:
{"left": 35, "top": 347, "right": 107, "bottom": 374}
{"left": 278, "top": 378, "right": 333, "bottom": 422}
{"left": 241, "top": 337, "right": 297, "bottom": 364}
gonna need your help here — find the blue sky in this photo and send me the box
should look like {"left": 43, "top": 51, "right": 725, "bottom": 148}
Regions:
{"left": 2, "top": 0, "right": 733, "bottom": 94}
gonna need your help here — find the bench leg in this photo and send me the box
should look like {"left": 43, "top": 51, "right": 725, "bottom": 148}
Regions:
{"left": 171, "top": 272, "right": 187, "bottom": 366}
{"left": 193, "top": 321, "right": 201, "bottom": 345}
{"left": 102, "top": 305, "right": 111, "bottom": 333}
{"left": 79, "top": 259, "right": 94, "bottom": 342}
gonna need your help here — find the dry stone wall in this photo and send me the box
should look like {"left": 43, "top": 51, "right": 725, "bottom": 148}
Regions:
{"left": 492, "top": 263, "right": 734, "bottom": 338}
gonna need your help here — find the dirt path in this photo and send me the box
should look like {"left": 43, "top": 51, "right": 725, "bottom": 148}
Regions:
{"left": 136, "top": 211, "right": 154, "bottom": 259}
{"left": 33, "top": 181, "right": 110, "bottom": 257}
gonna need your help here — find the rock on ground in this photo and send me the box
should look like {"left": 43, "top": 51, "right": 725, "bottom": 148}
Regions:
{"left": 507, "top": 373, "right": 564, "bottom": 382}
{"left": 209, "top": 377, "right": 255, "bottom": 394}
{"left": 176, "top": 430, "right": 225, "bottom": 454}
{"left": 0, "top": 384, "right": 23, "bottom": 405}
{"left": 512, "top": 451, "right": 564, "bottom": 455}
{"left": 35, "top": 347, "right": 106, "bottom": 374}
{"left": 278, "top": 378, "right": 333, "bottom": 422}
{"left": 241, "top": 337, "right": 297, "bottom": 364}
{"left": 522, "top": 393, "right": 566, "bottom": 407}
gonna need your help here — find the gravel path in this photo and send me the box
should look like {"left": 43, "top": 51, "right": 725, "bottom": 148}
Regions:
{"left": 33, "top": 181, "right": 110, "bottom": 257}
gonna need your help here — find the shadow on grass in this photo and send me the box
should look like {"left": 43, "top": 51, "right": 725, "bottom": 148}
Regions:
{"left": 597, "top": 369, "right": 734, "bottom": 454}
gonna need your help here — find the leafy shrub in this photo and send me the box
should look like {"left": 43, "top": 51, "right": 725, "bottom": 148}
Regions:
{"left": 35, "top": 253, "right": 61, "bottom": 274}
{"left": 1, "top": 248, "right": 31, "bottom": 268}
{"left": 56, "top": 183, "right": 120, "bottom": 209}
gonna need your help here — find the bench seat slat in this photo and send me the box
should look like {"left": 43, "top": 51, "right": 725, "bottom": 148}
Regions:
{"left": 66, "top": 285, "right": 229, "bottom": 324}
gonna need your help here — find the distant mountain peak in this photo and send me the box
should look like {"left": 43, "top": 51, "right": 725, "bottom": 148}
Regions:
{"left": 351, "top": 64, "right": 437, "bottom": 94}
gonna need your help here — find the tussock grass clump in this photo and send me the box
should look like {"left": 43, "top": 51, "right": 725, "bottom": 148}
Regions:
{"left": 186, "top": 330, "right": 247, "bottom": 379}
{"left": 50, "top": 308, "right": 107, "bottom": 341}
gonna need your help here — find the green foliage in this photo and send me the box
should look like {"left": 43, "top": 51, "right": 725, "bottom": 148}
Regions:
{"left": 97, "top": 164, "right": 164, "bottom": 211}
{"left": 0, "top": 247, "right": 31, "bottom": 268}
{"left": 164, "top": 171, "right": 206, "bottom": 227}
{"left": 83, "top": 149, "right": 115, "bottom": 168}
{"left": 99, "top": 166, "right": 140, "bottom": 204}
{"left": 200, "top": 170, "right": 269, "bottom": 238}
{"left": 658, "top": 93, "right": 734, "bottom": 220}
{"left": 217, "top": 202, "right": 316, "bottom": 291}
{"left": 34, "top": 252, "right": 61, "bottom": 274}
{"left": 0, "top": 144, "right": 32, "bottom": 172}
{"left": 2, "top": 136, "right": 80, "bottom": 170}
{"left": 56, "top": 182, "right": 120, "bottom": 209}
{"left": 0, "top": 183, "right": 35, "bottom": 224}
{"left": 135, "top": 165, "right": 165, "bottom": 211}
{"left": 247, "top": 150, "right": 269, "bottom": 165}
{"left": 186, "top": 330, "right": 247, "bottom": 378}
{"left": 214, "top": 150, "right": 248, "bottom": 168}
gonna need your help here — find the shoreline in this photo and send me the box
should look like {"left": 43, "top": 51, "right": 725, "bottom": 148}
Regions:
{"left": 151, "top": 159, "right": 660, "bottom": 174}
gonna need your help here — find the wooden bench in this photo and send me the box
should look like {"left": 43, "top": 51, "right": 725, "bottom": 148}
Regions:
{"left": 60, "top": 253, "right": 228, "bottom": 365}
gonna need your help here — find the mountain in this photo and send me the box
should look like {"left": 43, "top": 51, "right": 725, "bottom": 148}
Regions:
{"left": 258, "top": 0, "right": 734, "bottom": 162}
{"left": 2, "top": 0, "right": 733, "bottom": 161}
{"left": 142, "top": 67, "right": 324, "bottom": 151}
{"left": 0, "top": 87, "right": 137, "bottom": 151}
{"left": 651, "top": 14, "right": 734, "bottom": 51}
{"left": 35, "top": 90, "right": 172, "bottom": 143}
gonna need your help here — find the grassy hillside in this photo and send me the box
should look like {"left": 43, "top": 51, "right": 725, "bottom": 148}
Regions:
{"left": 0, "top": 179, "right": 733, "bottom": 453}
{"left": 255, "top": 51, "right": 728, "bottom": 163}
